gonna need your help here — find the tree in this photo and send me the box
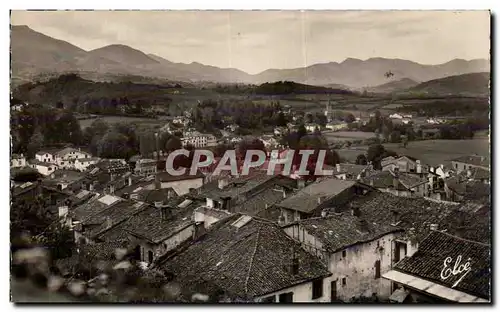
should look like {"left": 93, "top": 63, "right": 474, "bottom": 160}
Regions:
{"left": 389, "top": 131, "right": 402, "bottom": 143}
{"left": 26, "top": 128, "right": 44, "bottom": 158}
{"left": 296, "top": 124, "right": 307, "bottom": 140}
{"left": 313, "top": 126, "right": 322, "bottom": 136}
{"left": 305, "top": 113, "right": 314, "bottom": 124}
{"left": 97, "top": 131, "right": 132, "bottom": 159}
{"left": 166, "top": 136, "right": 182, "bottom": 152}
{"left": 402, "top": 135, "right": 409, "bottom": 148}
{"left": 275, "top": 112, "right": 288, "bottom": 127}
{"left": 345, "top": 114, "right": 356, "bottom": 124}
{"left": 367, "top": 144, "right": 386, "bottom": 169}
{"left": 54, "top": 112, "right": 82, "bottom": 145}
{"left": 356, "top": 154, "right": 368, "bottom": 165}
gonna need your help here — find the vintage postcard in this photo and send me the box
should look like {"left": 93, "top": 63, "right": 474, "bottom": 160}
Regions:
{"left": 9, "top": 10, "right": 491, "bottom": 303}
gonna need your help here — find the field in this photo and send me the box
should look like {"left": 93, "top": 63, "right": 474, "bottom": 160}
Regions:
{"left": 322, "top": 131, "right": 377, "bottom": 143}
{"left": 79, "top": 116, "right": 166, "bottom": 129}
{"left": 337, "top": 138, "right": 490, "bottom": 166}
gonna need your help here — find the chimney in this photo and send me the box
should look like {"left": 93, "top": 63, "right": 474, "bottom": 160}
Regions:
{"left": 391, "top": 210, "right": 399, "bottom": 225}
{"left": 321, "top": 209, "right": 328, "bottom": 218}
{"left": 110, "top": 173, "right": 116, "bottom": 181}
{"left": 290, "top": 248, "right": 299, "bottom": 275}
{"left": 358, "top": 219, "right": 370, "bottom": 233}
{"left": 317, "top": 196, "right": 325, "bottom": 205}
{"left": 221, "top": 196, "right": 231, "bottom": 212}
{"left": 128, "top": 176, "right": 132, "bottom": 186}
{"left": 278, "top": 215, "right": 285, "bottom": 226}
{"left": 109, "top": 184, "right": 115, "bottom": 195}
{"left": 297, "top": 179, "right": 305, "bottom": 189}
{"left": 218, "top": 178, "right": 229, "bottom": 190}
{"left": 154, "top": 201, "right": 163, "bottom": 208}
{"left": 430, "top": 224, "right": 438, "bottom": 231}
{"left": 416, "top": 160, "right": 422, "bottom": 174}
{"left": 370, "top": 178, "right": 374, "bottom": 186}
{"left": 282, "top": 189, "right": 287, "bottom": 199}
{"left": 105, "top": 216, "right": 112, "bottom": 229}
{"left": 467, "top": 170, "right": 472, "bottom": 178}
{"left": 336, "top": 163, "right": 341, "bottom": 173}
{"left": 155, "top": 174, "right": 161, "bottom": 190}
{"left": 440, "top": 164, "right": 444, "bottom": 170}
{"left": 193, "top": 222, "right": 206, "bottom": 240}
{"left": 160, "top": 206, "right": 170, "bottom": 221}
{"left": 351, "top": 207, "right": 361, "bottom": 217}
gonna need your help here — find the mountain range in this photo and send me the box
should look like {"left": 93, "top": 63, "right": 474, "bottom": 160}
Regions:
{"left": 11, "top": 25, "right": 490, "bottom": 89}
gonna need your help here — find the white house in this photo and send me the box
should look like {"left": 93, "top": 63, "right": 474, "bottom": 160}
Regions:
{"left": 36, "top": 147, "right": 92, "bottom": 170}
{"left": 305, "top": 123, "right": 320, "bottom": 133}
{"left": 389, "top": 113, "right": 403, "bottom": 119}
{"left": 11, "top": 154, "right": 27, "bottom": 168}
{"left": 283, "top": 213, "right": 403, "bottom": 302}
{"left": 35, "top": 150, "right": 57, "bottom": 163}
{"left": 74, "top": 157, "right": 100, "bottom": 172}
{"left": 181, "top": 131, "right": 217, "bottom": 148}
{"left": 54, "top": 147, "right": 92, "bottom": 169}
{"left": 29, "top": 160, "right": 58, "bottom": 176}
{"left": 325, "top": 121, "right": 348, "bottom": 131}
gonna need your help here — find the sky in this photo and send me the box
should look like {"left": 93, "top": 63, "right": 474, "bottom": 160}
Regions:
{"left": 10, "top": 10, "right": 491, "bottom": 74}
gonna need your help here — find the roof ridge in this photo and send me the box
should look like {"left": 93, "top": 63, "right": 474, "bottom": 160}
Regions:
{"left": 430, "top": 229, "right": 491, "bottom": 247}
{"left": 244, "top": 225, "right": 261, "bottom": 295}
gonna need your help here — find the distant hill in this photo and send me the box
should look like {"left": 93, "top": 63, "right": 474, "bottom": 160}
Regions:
{"left": 11, "top": 25, "right": 491, "bottom": 89}
{"left": 407, "top": 72, "right": 490, "bottom": 96}
{"left": 254, "top": 81, "right": 354, "bottom": 95}
{"left": 365, "top": 78, "right": 419, "bottom": 93}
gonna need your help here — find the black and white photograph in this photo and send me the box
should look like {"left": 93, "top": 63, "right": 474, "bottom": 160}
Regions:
{"left": 9, "top": 9, "right": 491, "bottom": 303}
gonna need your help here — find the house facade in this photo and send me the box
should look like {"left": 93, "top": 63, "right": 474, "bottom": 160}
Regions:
{"left": 283, "top": 214, "right": 403, "bottom": 302}
{"left": 11, "top": 154, "right": 27, "bottom": 168}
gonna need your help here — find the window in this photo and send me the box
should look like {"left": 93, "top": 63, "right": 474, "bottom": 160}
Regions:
{"left": 342, "top": 278, "right": 346, "bottom": 286}
{"left": 148, "top": 250, "right": 154, "bottom": 263}
{"left": 312, "top": 279, "right": 323, "bottom": 299}
{"left": 375, "top": 260, "right": 381, "bottom": 279}
{"left": 342, "top": 250, "right": 346, "bottom": 258}
{"left": 261, "top": 295, "right": 276, "bottom": 303}
{"left": 279, "top": 292, "right": 293, "bottom": 303}
{"left": 454, "top": 163, "right": 458, "bottom": 169}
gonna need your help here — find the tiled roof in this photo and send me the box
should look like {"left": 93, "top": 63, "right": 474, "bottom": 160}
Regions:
{"left": 451, "top": 155, "right": 490, "bottom": 168}
{"left": 113, "top": 199, "right": 200, "bottom": 244}
{"left": 457, "top": 167, "right": 490, "bottom": 181}
{"left": 278, "top": 178, "right": 356, "bottom": 213}
{"left": 440, "top": 207, "right": 491, "bottom": 245}
{"left": 231, "top": 187, "right": 289, "bottom": 217}
{"left": 361, "top": 170, "right": 426, "bottom": 190}
{"left": 46, "top": 170, "right": 85, "bottom": 183}
{"left": 344, "top": 192, "right": 468, "bottom": 243}
{"left": 113, "top": 176, "right": 153, "bottom": 197}
{"left": 332, "top": 163, "right": 369, "bottom": 178}
{"left": 35, "top": 149, "right": 60, "bottom": 156}
{"left": 135, "top": 188, "right": 178, "bottom": 204}
{"left": 445, "top": 177, "right": 491, "bottom": 202}
{"left": 83, "top": 199, "right": 148, "bottom": 239}
{"left": 156, "top": 169, "right": 204, "bottom": 183}
{"left": 395, "top": 231, "right": 490, "bottom": 300}
{"left": 76, "top": 157, "right": 100, "bottom": 163}
{"left": 289, "top": 214, "right": 402, "bottom": 253}
{"left": 159, "top": 215, "right": 331, "bottom": 299}
{"left": 29, "top": 159, "right": 56, "bottom": 167}
{"left": 197, "top": 172, "right": 290, "bottom": 201}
